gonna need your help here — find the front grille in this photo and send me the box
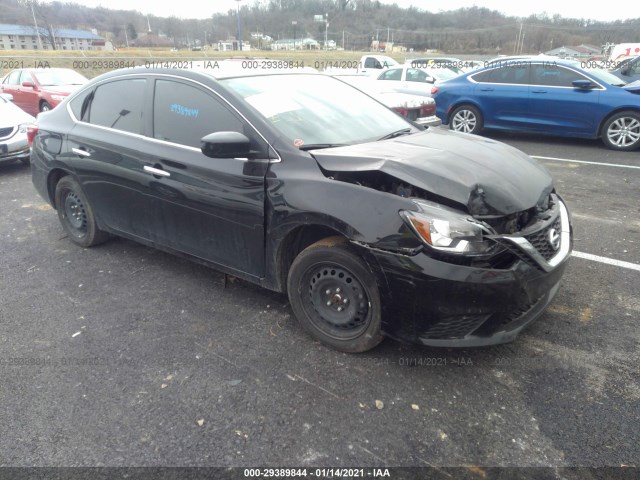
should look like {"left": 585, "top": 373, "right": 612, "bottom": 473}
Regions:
{"left": 524, "top": 215, "right": 562, "bottom": 261}
{"left": 0, "top": 126, "right": 15, "bottom": 139}
{"left": 421, "top": 314, "right": 490, "bottom": 339}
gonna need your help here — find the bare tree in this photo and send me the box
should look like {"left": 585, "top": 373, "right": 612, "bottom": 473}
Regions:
{"left": 17, "top": 0, "right": 59, "bottom": 49}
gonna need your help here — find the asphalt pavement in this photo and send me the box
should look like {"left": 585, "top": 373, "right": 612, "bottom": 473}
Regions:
{"left": 0, "top": 129, "right": 638, "bottom": 474}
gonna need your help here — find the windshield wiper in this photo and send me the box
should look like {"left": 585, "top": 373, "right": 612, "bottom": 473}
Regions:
{"left": 378, "top": 128, "right": 413, "bottom": 141}
{"left": 299, "top": 143, "right": 345, "bottom": 151}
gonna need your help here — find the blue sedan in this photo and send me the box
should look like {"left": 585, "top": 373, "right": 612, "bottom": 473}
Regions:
{"left": 433, "top": 59, "right": 640, "bottom": 151}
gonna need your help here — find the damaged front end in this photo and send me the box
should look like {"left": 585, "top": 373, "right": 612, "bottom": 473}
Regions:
{"left": 309, "top": 133, "right": 572, "bottom": 346}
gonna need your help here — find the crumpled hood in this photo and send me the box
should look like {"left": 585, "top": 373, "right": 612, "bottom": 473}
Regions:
{"left": 310, "top": 129, "right": 553, "bottom": 216}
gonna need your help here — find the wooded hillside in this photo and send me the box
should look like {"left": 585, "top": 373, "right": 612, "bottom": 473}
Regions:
{"left": 2, "top": 0, "right": 639, "bottom": 54}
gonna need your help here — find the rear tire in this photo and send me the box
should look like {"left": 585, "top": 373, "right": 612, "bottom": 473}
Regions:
{"left": 54, "top": 176, "right": 108, "bottom": 247}
{"left": 287, "top": 236, "right": 383, "bottom": 353}
{"left": 449, "top": 104, "right": 483, "bottom": 134}
{"left": 40, "top": 101, "right": 52, "bottom": 112}
{"left": 601, "top": 111, "right": 640, "bottom": 151}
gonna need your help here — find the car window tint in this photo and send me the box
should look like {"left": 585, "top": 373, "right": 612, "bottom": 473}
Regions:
{"left": 6, "top": 70, "right": 21, "bottom": 85}
{"left": 406, "top": 68, "right": 429, "bottom": 82}
{"left": 490, "top": 64, "right": 529, "bottom": 84}
{"left": 69, "top": 88, "right": 94, "bottom": 121}
{"left": 19, "top": 71, "right": 33, "bottom": 84}
{"left": 365, "top": 58, "right": 383, "bottom": 69}
{"left": 530, "top": 64, "right": 587, "bottom": 87}
{"left": 88, "top": 79, "right": 146, "bottom": 134}
{"left": 471, "top": 69, "right": 494, "bottom": 83}
{"left": 630, "top": 59, "right": 640, "bottom": 75}
{"left": 379, "top": 68, "right": 402, "bottom": 81}
{"left": 153, "top": 79, "right": 243, "bottom": 148}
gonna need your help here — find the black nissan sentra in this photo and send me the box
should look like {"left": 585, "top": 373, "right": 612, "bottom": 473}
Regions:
{"left": 30, "top": 66, "right": 572, "bottom": 353}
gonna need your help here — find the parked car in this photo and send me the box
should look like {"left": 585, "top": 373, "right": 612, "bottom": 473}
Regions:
{"left": 375, "top": 64, "right": 458, "bottom": 97}
{"left": 0, "top": 93, "right": 35, "bottom": 166}
{"left": 31, "top": 67, "right": 572, "bottom": 352}
{"left": 332, "top": 74, "right": 440, "bottom": 127}
{"left": 434, "top": 59, "right": 640, "bottom": 151}
{"left": 0, "top": 68, "right": 88, "bottom": 116}
{"left": 609, "top": 55, "right": 640, "bottom": 84}
{"left": 408, "top": 57, "right": 470, "bottom": 75}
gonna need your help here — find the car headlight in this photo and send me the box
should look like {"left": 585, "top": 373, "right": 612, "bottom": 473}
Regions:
{"left": 400, "top": 201, "right": 494, "bottom": 255}
{"left": 50, "top": 95, "right": 66, "bottom": 102}
{"left": 18, "top": 123, "right": 29, "bottom": 133}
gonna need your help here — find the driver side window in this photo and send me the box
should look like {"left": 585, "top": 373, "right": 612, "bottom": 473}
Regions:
{"left": 153, "top": 79, "right": 244, "bottom": 148}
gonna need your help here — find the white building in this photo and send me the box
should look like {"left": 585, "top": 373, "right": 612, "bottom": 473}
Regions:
{"left": 0, "top": 24, "right": 104, "bottom": 50}
{"left": 271, "top": 37, "right": 319, "bottom": 50}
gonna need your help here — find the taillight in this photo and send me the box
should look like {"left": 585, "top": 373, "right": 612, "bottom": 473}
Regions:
{"left": 393, "top": 107, "right": 409, "bottom": 117}
{"left": 430, "top": 86, "right": 439, "bottom": 95}
{"left": 27, "top": 124, "right": 38, "bottom": 145}
{"left": 420, "top": 104, "right": 436, "bottom": 117}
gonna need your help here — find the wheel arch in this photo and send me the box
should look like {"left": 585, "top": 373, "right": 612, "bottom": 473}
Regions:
{"left": 446, "top": 100, "right": 484, "bottom": 124}
{"left": 597, "top": 107, "right": 640, "bottom": 137}
{"left": 269, "top": 224, "right": 348, "bottom": 294}
{"left": 47, "top": 168, "right": 74, "bottom": 208}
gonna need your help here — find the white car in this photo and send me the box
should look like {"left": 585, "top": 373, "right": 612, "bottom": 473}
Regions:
{"left": 0, "top": 93, "right": 35, "bottom": 166}
{"left": 375, "top": 65, "right": 458, "bottom": 97}
{"left": 330, "top": 74, "right": 441, "bottom": 127}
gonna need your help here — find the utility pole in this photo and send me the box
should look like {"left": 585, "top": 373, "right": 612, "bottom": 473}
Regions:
{"left": 235, "top": 0, "right": 243, "bottom": 51}
{"left": 292, "top": 20, "right": 297, "bottom": 51}
{"left": 29, "top": 1, "right": 43, "bottom": 49}
{"left": 324, "top": 13, "right": 328, "bottom": 51}
{"left": 514, "top": 22, "right": 523, "bottom": 54}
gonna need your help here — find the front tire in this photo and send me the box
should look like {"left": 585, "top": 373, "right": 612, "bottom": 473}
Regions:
{"left": 54, "top": 176, "right": 108, "bottom": 247}
{"left": 287, "top": 237, "right": 383, "bottom": 353}
{"left": 601, "top": 111, "right": 640, "bottom": 151}
{"left": 40, "top": 101, "right": 52, "bottom": 112}
{"left": 449, "top": 104, "right": 483, "bottom": 134}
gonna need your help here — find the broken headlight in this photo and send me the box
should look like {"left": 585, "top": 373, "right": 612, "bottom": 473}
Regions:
{"left": 400, "top": 201, "right": 494, "bottom": 255}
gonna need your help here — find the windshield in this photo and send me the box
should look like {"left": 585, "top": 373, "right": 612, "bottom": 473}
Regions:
{"left": 431, "top": 68, "right": 458, "bottom": 81}
{"left": 589, "top": 68, "right": 627, "bottom": 86}
{"left": 222, "top": 74, "right": 412, "bottom": 147}
{"left": 33, "top": 69, "right": 87, "bottom": 86}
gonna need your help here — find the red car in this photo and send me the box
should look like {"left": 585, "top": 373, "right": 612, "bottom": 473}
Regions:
{"left": 0, "top": 68, "right": 87, "bottom": 116}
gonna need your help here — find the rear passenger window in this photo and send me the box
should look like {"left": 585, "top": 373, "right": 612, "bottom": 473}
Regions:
{"left": 472, "top": 63, "right": 529, "bottom": 84}
{"left": 88, "top": 79, "right": 146, "bottom": 134}
{"left": 69, "top": 88, "right": 94, "bottom": 121}
{"left": 152, "top": 79, "right": 243, "bottom": 148}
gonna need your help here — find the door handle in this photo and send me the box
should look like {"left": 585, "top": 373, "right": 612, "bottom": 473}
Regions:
{"left": 144, "top": 165, "right": 170, "bottom": 177}
{"left": 531, "top": 90, "right": 547, "bottom": 94}
{"left": 479, "top": 87, "right": 494, "bottom": 91}
{"left": 71, "top": 147, "right": 91, "bottom": 157}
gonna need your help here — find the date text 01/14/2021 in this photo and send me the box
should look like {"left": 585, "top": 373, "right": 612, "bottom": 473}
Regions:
{"left": 243, "top": 468, "right": 391, "bottom": 477}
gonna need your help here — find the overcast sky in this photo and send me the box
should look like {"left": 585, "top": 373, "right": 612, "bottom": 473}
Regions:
{"left": 69, "top": 0, "right": 639, "bottom": 22}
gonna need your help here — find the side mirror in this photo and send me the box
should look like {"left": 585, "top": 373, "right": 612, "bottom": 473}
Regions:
{"left": 572, "top": 79, "right": 594, "bottom": 89}
{"left": 21, "top": 81, "right": 36, "bottom": 89}
{"left": 0, "top": 93, "right": 14, "bottom": 102}
{"left": 426, "top": 76, "right": 435, "bottom": 84}
{"left": 201, "top": 131, "right": 251, "bottom": 158}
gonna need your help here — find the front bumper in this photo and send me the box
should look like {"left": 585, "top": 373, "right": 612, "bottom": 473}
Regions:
{"left": 363, "top": 199, "right": 572, "bottom": 347}
{"left": 0, "top": 128, "right": 30, "bottom": 164}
